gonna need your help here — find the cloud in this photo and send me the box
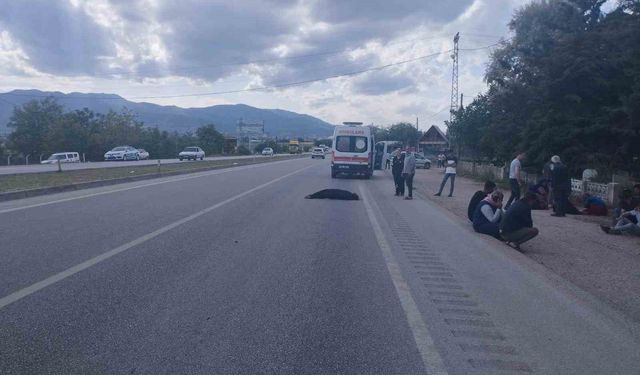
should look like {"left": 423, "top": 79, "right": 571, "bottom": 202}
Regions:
{"left": 351, "top": 69, "right": 415, "bottom": 96}
{"left": 0, "top": 0, "right": 114, "bottom": 76}
{"left": 308, "top": 0, "right": 473, "bottom": 25}
{"left": 0, "top": 0, "right": 527, "bottom": 126}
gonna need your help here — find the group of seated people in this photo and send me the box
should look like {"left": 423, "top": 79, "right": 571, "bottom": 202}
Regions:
{"left": 467, "top": 181, "right": 539, "bottom": 250}
{"left": 467, "top": 181, "right": 640, "bottom": 247}
{"left": 600, "top": 184, "right": 640, "bottom": 236}
{"left": 525, "top": 178, "right": 605, "bottom": 215}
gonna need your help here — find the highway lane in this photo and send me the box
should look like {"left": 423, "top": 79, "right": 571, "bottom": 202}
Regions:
{"left": 1, "top": 159, "right": 639, "bottom": 374}
{"left": 0, "top": 158, "right": 426, "bottom": 374}
{"left": 0, "top": 154, "right": 289, "bottom": 175}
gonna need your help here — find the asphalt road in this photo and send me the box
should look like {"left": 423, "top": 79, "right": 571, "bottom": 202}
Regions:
{"left": 0, "top": 158, "right": 639, "bottom": 374}
{"left": 0, "top": 154, "right": 290, "bottom": 175}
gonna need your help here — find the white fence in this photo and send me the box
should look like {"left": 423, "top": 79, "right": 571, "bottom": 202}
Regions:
{"left": 458, "top": 161, "right": 506, "bottom": 181}
{"left": 571, "top": 179, "right": 621, "bottom": 206}
{"left": 459, "top": 161, "right": 626, "bottom": 206}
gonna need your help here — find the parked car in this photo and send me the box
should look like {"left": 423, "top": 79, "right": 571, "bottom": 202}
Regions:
{"left": 262, "top": 147, "right": 274, "bottom": 156}
{"left": 137, "top": 149, "right": 150, "bottom": 160}
{"left": 311, "top": 147, "right": 326, "bottom": 159}
{"left": 104, "top": 146, "right": 140, "bottom": 161}
{"left": 415, "top": 153, "right": 431, "bottom": 169}
{"left": 179, "top": 147, "right": 205, "bottom": 161}
{"left": 41, "top": 152, "right": 80, "bottom": 164}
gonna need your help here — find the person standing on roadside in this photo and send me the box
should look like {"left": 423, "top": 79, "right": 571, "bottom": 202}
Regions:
{"left": 505, "top": 153, "right": 525, "bottom": 210}
{"left": 403, "top": 147, "right": 417, "bottom": 200}
{"left": 542, "top": 157, "right": 554, "bottom": 209}
{"left": 435, "top": 152, "right": 457, "bottom": 197}
{"left": 391, "top": 147, "right": 405, "bottom": 196}
{"left": 550, "top": 155, "right": 571, "bottom": 217}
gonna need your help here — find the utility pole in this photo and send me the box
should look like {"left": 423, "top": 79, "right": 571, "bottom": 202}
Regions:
{"left": 450, "top": 32, "right": 460, "bottom": 123}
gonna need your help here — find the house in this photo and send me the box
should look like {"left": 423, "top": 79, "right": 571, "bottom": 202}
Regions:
{"left": 419, "top": 125, "right": 449, "bottom": 154}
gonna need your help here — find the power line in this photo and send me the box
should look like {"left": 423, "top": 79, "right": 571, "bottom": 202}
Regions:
{"left": 3, "top": 41, "right": 505, "bottom": 101}
{"left": 83, "top": 33, "right": 460, "bottom": 78}
{"left": 425, "top": 106, "right": 450, "bottom": 120}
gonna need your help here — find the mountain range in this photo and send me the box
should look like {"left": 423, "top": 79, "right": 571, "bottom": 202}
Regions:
{"left": 0, "top": 90, "right": 335, "bottom": 138}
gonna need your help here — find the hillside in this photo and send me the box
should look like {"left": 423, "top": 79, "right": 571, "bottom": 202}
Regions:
{"left": 0, "top": 90, "right": 334, "bottom": 138}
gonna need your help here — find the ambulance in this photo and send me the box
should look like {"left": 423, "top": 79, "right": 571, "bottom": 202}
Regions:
{"left": 331, "top": 122, "right": 375, "bottom": 179}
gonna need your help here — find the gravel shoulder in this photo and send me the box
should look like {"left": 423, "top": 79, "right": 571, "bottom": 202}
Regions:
{"left": 410, "top": 167, "right": 640, "bottom": 323}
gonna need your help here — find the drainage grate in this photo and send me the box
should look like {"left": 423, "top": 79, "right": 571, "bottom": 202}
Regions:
{"left": 376, "top": 194, "right": 535, "bottom": 373}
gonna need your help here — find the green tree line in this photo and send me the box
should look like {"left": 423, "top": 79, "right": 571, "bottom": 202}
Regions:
{"left": 448, "top": 0, "right": 640, "bottom": 177}
{"left": 373, "top": 122, "right": 422, "bottom": 147}
{"left": 2, "top": 97, "right": 227, "bottom": 162}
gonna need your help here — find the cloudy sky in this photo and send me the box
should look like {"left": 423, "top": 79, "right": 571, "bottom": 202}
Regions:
{"left": 0, "top": 0, "right": 532, "bottom": 127}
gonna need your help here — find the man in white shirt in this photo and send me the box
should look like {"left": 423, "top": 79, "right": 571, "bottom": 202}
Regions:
{"left": 434, "top": 152, "right": 457, "bottom": 197}
{"left": 505, "top": 153, "right": 525, "bottom": 210}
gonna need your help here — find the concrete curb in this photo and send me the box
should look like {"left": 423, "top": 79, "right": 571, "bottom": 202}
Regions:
{"left": 0, "top": 155, "right": 304, "bottom": 202}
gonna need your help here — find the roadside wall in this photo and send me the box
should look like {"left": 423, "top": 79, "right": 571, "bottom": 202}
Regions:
{"left": 458, "top": 160, "right": 624, "bottom": 206}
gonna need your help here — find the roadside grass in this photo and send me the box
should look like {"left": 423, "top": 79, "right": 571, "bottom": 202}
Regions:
{"left": 0, "top": 156, "right": 297, "bottom": 193}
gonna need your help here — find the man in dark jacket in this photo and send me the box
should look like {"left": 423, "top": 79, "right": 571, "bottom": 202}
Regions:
{"left": 391, "top": 148, "right": 405, "bottom": 196}
{"left": 468, "top": 181, "right": 497, "bottom": 221}
{"left": 500, "top": 192, "right": 539, "bottom": 250}
{"left": 550, "top": 155, "right": 571, "bottom": 217}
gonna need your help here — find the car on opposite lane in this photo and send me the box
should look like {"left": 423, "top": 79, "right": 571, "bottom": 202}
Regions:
{"left": 179, "top": 147, "right": 205, "bottom": 161}
{"left": 311, "top": 147, "right": 325, "bottom": 159}
{"left": 41, "top": 152, "right": 81, "bottom": 164}
{"left": 104, "top": 146, "right": 140, "bottom": 161}
{"left": 137, "top": 149, "right": 150, "bottom": 160}
{"left": 262, "top": 147, "right": 274, "bottom": 156}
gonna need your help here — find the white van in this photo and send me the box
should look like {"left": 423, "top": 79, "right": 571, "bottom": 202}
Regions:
{"left": 374, "top": 140, "right": 403, "bottom": 170}
{"left": 41, "top": 152, "right": 81, "bottom": 164}
{"left": 331, "top": 122, "right": 375, "bottom": 179}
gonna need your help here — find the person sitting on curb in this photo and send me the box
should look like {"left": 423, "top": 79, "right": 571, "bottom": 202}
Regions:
{"left": 472, "top": 190, "right": 505, "bottom": 240}
{"left": 601, "top": 201, "right": 640, "bottom": 236}
{"left": 500, "top": 192, "right": 540, "bottom": 250}
{"left": 613, "top": 189, "right": 636, "bottom": 226}
{"left": 467, "top": 180, "right": 497, "bottom": 221}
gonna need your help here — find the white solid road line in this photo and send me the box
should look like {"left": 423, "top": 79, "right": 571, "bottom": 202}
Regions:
{"left": 359, "top": 185, "right": 449, "bottom": 375}
{"left": 0, "top": 164, "right": 316, "bottom": 310}
{"left": 0, "top": 157, "right": 302, "bottom": 215}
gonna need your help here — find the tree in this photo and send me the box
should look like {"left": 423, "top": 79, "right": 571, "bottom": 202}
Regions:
{"left": 237, "top": 145, "right": 251, "bottom": 155}
{"left": 7, "top": 97, "right": 63, "bottom": 157}
{"left": 371, "top": 126, "right": 389, "bottom": 142}
{"left": 452, "top": 0, "right": 640, "bottom": 176}
{"left": 387, "top": 122, "right": 421, "bottom": 147}
{"left": 196, "top": 124, "right": 224, "bottom": 155}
